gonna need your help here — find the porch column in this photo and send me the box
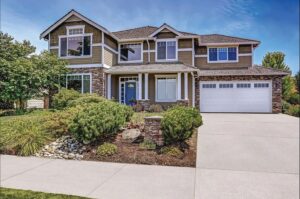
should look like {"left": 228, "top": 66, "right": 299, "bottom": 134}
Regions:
{"left": 177, "top": 73, "right": 182, "bottom": 100}
{"left": 184, "top": 73, "right": 188, "bottom": 100}
{"left": 107, "top": 74, "right": 111, "bottom": 100}
{"left": 138, "top": 73, "right": 142, "bottom": 100}
{"left": 144, "top": 73, "right": 149, "bottom": 100}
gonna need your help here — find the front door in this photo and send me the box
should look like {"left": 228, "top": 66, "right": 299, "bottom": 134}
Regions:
{"left": 125, "top": 82, "right": 136, "bottom": 106}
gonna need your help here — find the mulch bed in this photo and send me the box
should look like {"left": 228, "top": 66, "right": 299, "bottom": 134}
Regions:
{"left": 83, "top": 131, "right": 197, "bottom": 167}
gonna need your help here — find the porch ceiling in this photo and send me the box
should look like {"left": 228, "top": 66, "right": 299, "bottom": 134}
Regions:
{"left": 105, "top": 63, "right": 199, "bottom": 74}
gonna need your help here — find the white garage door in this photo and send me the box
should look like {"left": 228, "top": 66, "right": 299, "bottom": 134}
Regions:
{"left": 200, "top": 81, "right": 272, "bottom": 113}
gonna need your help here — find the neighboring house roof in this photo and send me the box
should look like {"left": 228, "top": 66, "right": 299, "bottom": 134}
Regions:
{"left": 106, "top": 63, "right": 198, "bottom": 74}
{"left": 40, "top": 9, "right": 118, "bottom": 41}
{"left": 199, "top": 66, "right": 289, "bottom": 76}
{"left": 199, "top": 34, "right": 260, "bottom": 45}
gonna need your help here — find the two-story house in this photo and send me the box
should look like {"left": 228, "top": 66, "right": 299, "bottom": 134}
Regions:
{"left": 40, "top": 10, "right": 288, "bottom": 113}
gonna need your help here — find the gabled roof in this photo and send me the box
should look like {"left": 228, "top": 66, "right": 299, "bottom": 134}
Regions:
{"left": 40, "top": 9, "right": 118, "bottom": 41}
{"left": 149, "top": 23, "right": 183, "bottom": 37}
{"left": 112, "top": 24, "right": 199, "bottom": 40}
{"left": 199, "top": 34, "right": 260, "bottom": 46}
{"left": 199, "top": 66, "right": 289, "bottom": 77}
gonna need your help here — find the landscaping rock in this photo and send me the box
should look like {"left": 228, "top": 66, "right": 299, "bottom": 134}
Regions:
{"left": 121, "top": 128, "right": 142, "bottom": 143}
{"left": 35, "top": 135, "right": 86, "bottom": 160}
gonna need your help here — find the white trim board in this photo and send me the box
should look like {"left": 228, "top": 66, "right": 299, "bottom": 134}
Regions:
{"left": 178, "top": 48, "right": 193, "bottom": 52}
{"left": 149, "top": 23, "right": 183, "bottom": 37}
{"left": 66, "top": 64, "right": 103, "bottom": 68}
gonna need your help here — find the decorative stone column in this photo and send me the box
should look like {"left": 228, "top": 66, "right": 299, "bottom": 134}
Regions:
{"left": 144, "top": 116, "right": 164, "bottom": 146}
{"left": 272, "top": 76, "right": 282, "bottom": 113}
{"left": 136, "top": 100, "right": 150, "bottom": 111}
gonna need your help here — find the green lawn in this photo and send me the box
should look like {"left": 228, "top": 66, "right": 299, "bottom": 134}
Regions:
{"left": 130, "top": 111, "right": 163, "bottom": 125}
{"left": 0, "top": 187, "right": 89, "bottom": 199}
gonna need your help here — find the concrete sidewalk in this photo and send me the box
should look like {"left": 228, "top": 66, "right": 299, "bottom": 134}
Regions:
{"left": 1, "top": 155, "right": 196, "bottom": 199}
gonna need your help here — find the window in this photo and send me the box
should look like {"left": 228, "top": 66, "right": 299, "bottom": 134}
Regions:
{"left": 237, "top": 83, "right": 251, "bottom": 88}
{"left": 120, "top": 43, "right": 142, "bottom": 62}
{"left": 156, "top": 77, "right": 177, "bottom": 102}
{"left": 59, "top": 26, "right": 91, "bottom": 57}
{"left": 63, "top": 74, "right": 91, "bottom": 93}
{"left": 219, "top": 84, "right": 233, "bottom": 88}
{"left": 68, "top": 28, "right": 83, "bottom": 35}
{"left": 202, "top": 84, "right": 216, "bottom": 88}
{"left": 254, "top": 83, "right": 269, "bottom": 88}
{"left": 157, "top": 40, "right": 177, "bottom": 61}
{"left": 208, "top": 47, "right": 237, "bottom": 62}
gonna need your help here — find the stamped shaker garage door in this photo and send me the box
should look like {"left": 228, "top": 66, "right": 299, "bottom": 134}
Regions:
{"left": 200, "top": 81, "right": 272, "bottom": 113}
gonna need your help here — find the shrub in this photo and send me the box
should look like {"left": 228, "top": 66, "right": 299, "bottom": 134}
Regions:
{"left": 149, "top": 104, "right": 164, "bottom": 112}
{"left": 160, "top": 146, "right": 183, "bottom": 158}
{"left": 42, "top": 107, "right": 80, "bottom": 137}
{"left": 52, "top": 88, "right": 80, "bottom": 109}
{"left": 287, "top": 105, "right": 300, "bottom": 117}
{"left": 282, "top": 100, "right": 291, "bottom": 113}
{"left": 139, "top": 139, "right": 156, "bottom": 150}
{"left": 69, "top": 101, "right": 133, "bottom": 144}
{"left": 288, "top": 93, "right": 300, "bottom": 105}
{"left": 67, "top": 94, "right": 106, "bottom": 107}
{"left": 161, "top": 106, "right": 202, "bottom": 145}
{"left": 96, "top": 143, "right": 117, "bottom": 156}
{"left": 0, "top": 117, "right": 51, "bottom": 156}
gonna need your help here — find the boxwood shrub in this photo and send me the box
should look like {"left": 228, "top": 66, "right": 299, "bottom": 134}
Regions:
{"left": 161, "top": 106, "right": 202, "bottom": 145}
{"left": 69, "top": 101, "right": 133, "bottom": 144}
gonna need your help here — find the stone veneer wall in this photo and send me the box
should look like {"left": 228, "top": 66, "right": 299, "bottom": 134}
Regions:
{"left": 70, "top": 67, "right": 106, "bottom": 96}
{"left": 137, "top": 100, "right": 150, "bottom": 111}
{"left": 144, "top": 116, "right": 164, "bottom": 146}
{"left": 196, "top": 75, "right": 283, "bottom": 113}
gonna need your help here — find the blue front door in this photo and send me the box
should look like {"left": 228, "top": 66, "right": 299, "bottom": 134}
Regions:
{"left": 125, "top": 82, "right": 136, "bottom": 106}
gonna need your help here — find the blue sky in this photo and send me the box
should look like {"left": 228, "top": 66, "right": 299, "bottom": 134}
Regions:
{"left": 1, "top": 0, "right": 299, "bottom": 74}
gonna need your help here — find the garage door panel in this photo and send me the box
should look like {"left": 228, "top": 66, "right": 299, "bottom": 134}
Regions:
{"left": 200, "top": 81, "right": 272, "bottom": 113}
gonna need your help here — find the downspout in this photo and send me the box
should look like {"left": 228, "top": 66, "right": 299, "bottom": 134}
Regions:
{"left": 191, "top": 72, "right": 195, "bottom": 107}
{"left": 146, "top": 39, "right": 150, "bottom": 63}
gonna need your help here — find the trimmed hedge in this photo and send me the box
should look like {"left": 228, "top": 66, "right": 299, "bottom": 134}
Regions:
{"left": 161, "top": 106, "right": 202, "bottom": 145}
{"left": 69, "top": 101, "right": 133, "bottom": 144}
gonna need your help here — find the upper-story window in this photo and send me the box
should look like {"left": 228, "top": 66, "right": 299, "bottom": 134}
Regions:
{"left": 59, "top": 25, "right": 92, "bottom": 58}
{"left": 119, "top": 43, "right": 142, "bottom": 62}
{"left": 156, "top": 40, "right": 177, "bottom": 61}
{"left": 208, "top": 47, "right": 237, "bottom": 62}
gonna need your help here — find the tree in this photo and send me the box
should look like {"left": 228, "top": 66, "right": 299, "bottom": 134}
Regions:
{"left": 262, "top": 52, "right": 291, "bottom": 72}
{"left": 295, "top": 71, "right": 300, "bottom": 93}
{"left": 262, "top": 51, "right": 295, "bottom": 100}
{"left": 0, "top": 32, "right": 68, "bottom": 109}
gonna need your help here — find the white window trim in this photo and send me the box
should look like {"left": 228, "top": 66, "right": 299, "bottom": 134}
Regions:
{"left": 155, "top": 38, "right": 178, "bottom": 62}
{"left": 118, "top": 76, "right": 139, "bottom": 104}
{"left": 207, "top": 46, "right": 239, "bottom": 63}
{"left": 66, "top": 25, "right": 85, "bottom": 36}
{"left": 58, "top": 33, "right": 93, "bottom": 59}
{"left": 65, "top": 73, "right": 92, "bottom": 94}
{"left": 118, "top": 42, "right": 143, "bottom": 63}
{"left": 155, "top": 75, "right": 178, "bottom": 102}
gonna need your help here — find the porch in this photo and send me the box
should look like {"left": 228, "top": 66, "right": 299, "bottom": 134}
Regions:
{"left": 105, "top": 64, "right": 198, "bottom": 109}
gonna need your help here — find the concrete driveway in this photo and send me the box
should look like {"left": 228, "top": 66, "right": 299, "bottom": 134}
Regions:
{"left": 195, "top": 113, "right": 299, "bottom": 199}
